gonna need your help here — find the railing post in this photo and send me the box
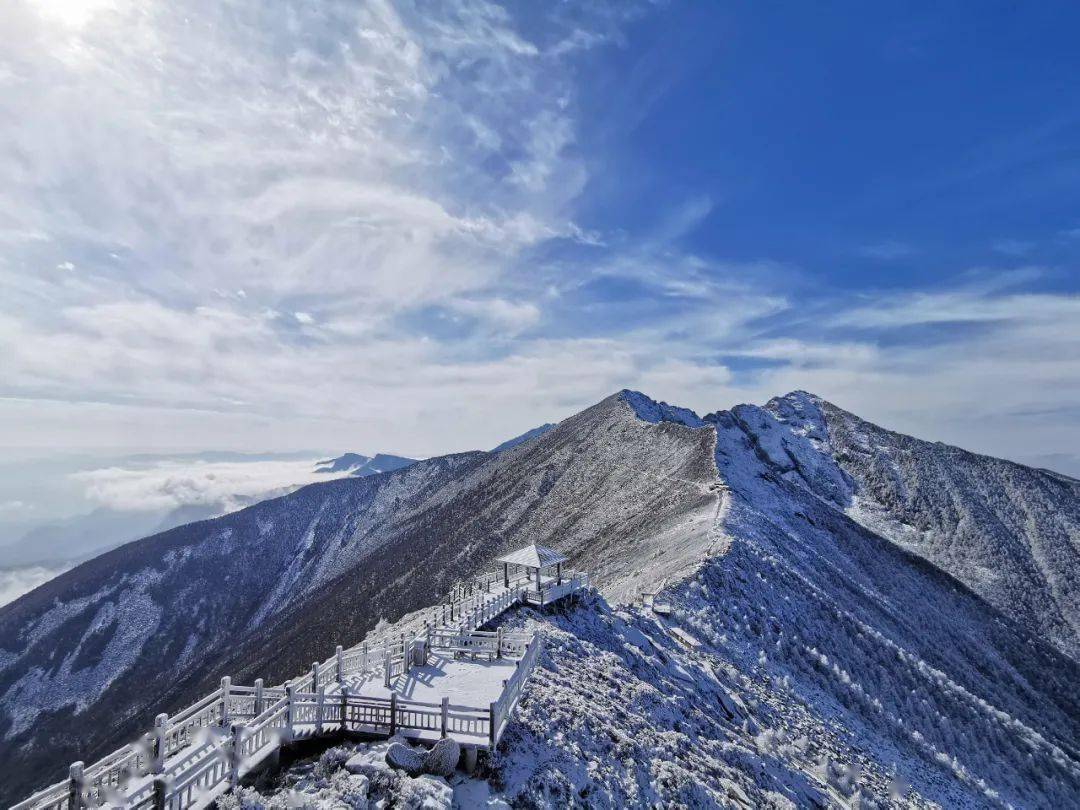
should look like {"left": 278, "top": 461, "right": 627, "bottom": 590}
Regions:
{"left": 336, "top": 645, "right": 344, "bottom": 682}
{"left": 401, "top": 634, "right": 408, "bottom": 675}
{"left": 152, "top": 713, "right": 168, "bottom": 774}
{"left": 311, "top": 660, "right": 320, "bottom": 691}
{"left": 489, "top": 702, "right": 497, "bottom": 746}
{"left": 230, "top": 723, "right": 243, "bottom": 788}
{"left": 68, "top": 761, "right": 85, "bottom": 810}
{"left": 220, "top": 676, "right": 231, "bottom": 726}
{"left": 254, "top": 678, "right": 265, "bottom": 715}
{"left": 152, "top": 773, "right": 171, "bottom": 810}
{"left": 340, "top": 686, "right": 349, "bottom": 734}
{"left": 440, "top": 696, "right": 448, "bottom": 738}
{"left": 496, "top": 627, "right": 503, "bottom": 659}
{"left": 316, "top": 685, "right": 326, "bottom": 735}
{"left": 389, "top": 693, "right": 397, "bottom": 736}
{"left": 285, "top": 681, "right": 296, "bottom": 742}
{"left": 384, "top": 647, "right": 391, "bottom": 688}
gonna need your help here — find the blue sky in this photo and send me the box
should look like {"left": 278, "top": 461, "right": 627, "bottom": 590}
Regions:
{"left": 0, "top": 0, "right": 1078, "bottom": 482}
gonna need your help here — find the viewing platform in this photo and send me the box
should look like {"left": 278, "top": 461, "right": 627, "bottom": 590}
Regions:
{"left": 13, "top": 545, "right": 589, "bottom": 810}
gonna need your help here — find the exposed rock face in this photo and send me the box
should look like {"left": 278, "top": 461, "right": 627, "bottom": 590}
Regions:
{"left": 385, "top": 741, "right": 425, "bottom": 776}
{"left": 383, "top": 737, "right": 459, "bottom": 778}
{"left": 422, "top": 738, "right": 460, "bottom": 777}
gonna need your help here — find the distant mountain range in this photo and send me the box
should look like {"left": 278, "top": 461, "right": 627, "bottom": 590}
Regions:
{"left": 0, "top": 452, "right": 422, "bottom": 611}
{"left": 315, "top": 452, "right": 417, "bottom": 477}
{"left": 1, "top": 391, "right": 1077, "bottom": 806}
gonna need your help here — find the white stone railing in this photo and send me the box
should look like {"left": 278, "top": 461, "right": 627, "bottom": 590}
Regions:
{"left": 490, "top": 632, "right": 544, "bottom": 744}
{"left": 13, "top": 566, "right": 588, "bottom": 810}
{"left": 523, "top": 571, "right": 590, "bottom": 606}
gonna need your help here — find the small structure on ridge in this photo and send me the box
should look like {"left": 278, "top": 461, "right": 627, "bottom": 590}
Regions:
{"left": 497, "top": 543, "right": 567, "bottom": 590}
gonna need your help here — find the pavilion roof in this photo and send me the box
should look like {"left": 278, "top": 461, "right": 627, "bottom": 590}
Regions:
{"left": 497, "top": 543, "right": 567, "bottom": 569}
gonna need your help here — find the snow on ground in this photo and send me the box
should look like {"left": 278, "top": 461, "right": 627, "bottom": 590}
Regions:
{"left": 347, "top": 651, "right": 516, "bottom": 709}
{"left": 487, "top": 597, "right": 929, "bottom": 809}
{"left": 4, "top": 573, "right": 164, "bottom": 737}
{"left": 219, "top": 736, "right": 500, "bottom": 810}
{"left": 240, "top": 593, "right": 935, "bottom": 808}
{"left": 204, "top": 559, "right": 1080, "bottom": 808}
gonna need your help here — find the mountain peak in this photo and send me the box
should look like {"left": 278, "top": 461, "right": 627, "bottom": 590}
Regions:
{"left": 768, "top": 389, "right": 827, "bottom": 412}
{"left": 315, "top": 452, "right": 370, "bottom": 473}
{"left": 618, "top": 389, "right": 704, "bottom": 428}
{"left": 761, "top": 390, "right": 832, "bottom": 444}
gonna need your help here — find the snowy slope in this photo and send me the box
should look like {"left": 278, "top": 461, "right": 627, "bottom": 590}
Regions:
{"left": 774, "top": 393, "right": 1080, "bottom": 661}
{"left": 212, "top": 576, "right": 1080, "bottom": 809}
{"left": 489, "top": 560, "right": 1080, "bottom": 809}
{"left": 479, "top": 392, "right": 1080, "bottom": 808}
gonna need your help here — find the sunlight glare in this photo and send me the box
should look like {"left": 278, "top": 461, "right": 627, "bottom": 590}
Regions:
{"left": 30, "top": 0, "right": 117, "bottom": 29}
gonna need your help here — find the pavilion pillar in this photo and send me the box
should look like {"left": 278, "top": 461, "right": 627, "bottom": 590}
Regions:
{"left": 503, "top": 562, "right": 509, "bottom": 588}
{"left": 535, "top": 565, "right": 541, "bottom": 594}
{"left": 557, "top": 562, "right": 562, "bottom": 585}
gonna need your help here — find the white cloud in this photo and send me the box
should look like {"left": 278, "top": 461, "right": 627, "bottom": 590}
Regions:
{"left": 0, "top": 564, "right": 71, "bottom": 608}
{"left": 0, "top": 0, "right": 625, "bottom": 449}
{"left": 71, "top": 458, "right": 353, "bottom": 513}
{"left": 447, "top": 297, "right": 541, "bottom": 335}
{"left": 831, "top": 289, "right": 1080, "bottom": 329}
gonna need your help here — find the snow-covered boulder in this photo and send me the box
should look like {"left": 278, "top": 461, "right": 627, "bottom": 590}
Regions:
{"left": 397, "top": 775, "right": 452, "bottom": 809}
{"left": 386, "top": 741, "right": 426, "bottom": 776}
{"left": 344, "top": 751, "right": 374, "bottom": 776}
{"left": 422, "top": 738, "right": 460, "bottom": 777}
{"left": 337, "top": 773, "right": 370, "bottom": 807}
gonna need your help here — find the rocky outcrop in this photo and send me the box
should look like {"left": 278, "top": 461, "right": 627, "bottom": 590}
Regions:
{"left": 384, "top": 741, "right": 425, "bottom": 776}
{"left": 383, "top": 737, "right": 460, "bottom": 778}
{"left": 422, "top": 738, "right": 460, "bottom": 777}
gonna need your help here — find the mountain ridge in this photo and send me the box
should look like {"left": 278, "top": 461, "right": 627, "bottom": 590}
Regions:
{"left": 1, "top": 389, "right": 1078, "bottom": 806}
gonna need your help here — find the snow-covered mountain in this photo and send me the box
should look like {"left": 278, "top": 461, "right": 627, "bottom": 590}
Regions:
{"left": 314, "top": 452, "right": 417, "bottom": 477}
{"left": 0, "top": 453, "right": 416, "bottom": 607}
{"left": 1, "top": 390, "right": 1077, "bottom": 807}
{"left": 770, "top": 392, "right": 1080, "bottom": 660}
